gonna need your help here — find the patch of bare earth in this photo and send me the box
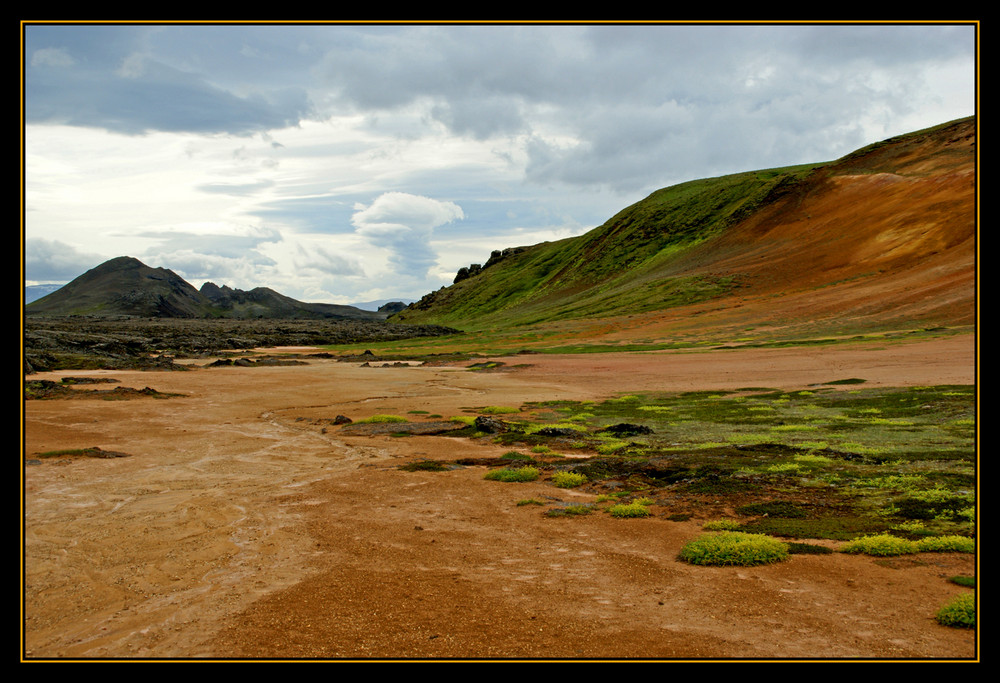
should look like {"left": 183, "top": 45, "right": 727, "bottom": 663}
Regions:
{"left": 23, "top": 334, "right": 977, "bottom": 660}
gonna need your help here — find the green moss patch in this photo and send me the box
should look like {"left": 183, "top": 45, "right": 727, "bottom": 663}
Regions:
{"left": 678, "top": 532, "right": 790, "bottom": 566}
{"left": 484, "top": 466, "right": 541, "bottom": 482}
{"left": 935, "top": 593, "right": 975, "bottom": 628}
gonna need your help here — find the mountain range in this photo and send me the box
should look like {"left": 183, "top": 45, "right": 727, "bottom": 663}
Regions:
{"left": 24, "top": 257, "right": 395, "bottom": 320}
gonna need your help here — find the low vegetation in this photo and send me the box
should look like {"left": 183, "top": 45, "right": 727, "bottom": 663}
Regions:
{"left": 608, "top": 500, "right": 653, "bottom": 518}
{"left": 483, "top": 466, "right": 541, "bottom": 483}
{"left": 356, "top": 414, "right": 409, "bottom": 424}
{"left": 388, "top": 380, "right": 974, "bottom": 613}
{"left": 476, "top": 383, "right": 976, "bottom": 541}
{"left": 551, "top": 471, "right": 588, "bottom": 488}
{"left": 934, "top": 592, "right": 976, "bottom": 629}
{"left": 839, "top": 533, "right": 922, "bottom": 557}
{"left": 678, "top": 532, "right": 790, "bottom": 566}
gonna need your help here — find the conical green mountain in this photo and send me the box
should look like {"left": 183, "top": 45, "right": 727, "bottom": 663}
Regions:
{"left": 395, "top": 117, "right": 975, "bottom": 339}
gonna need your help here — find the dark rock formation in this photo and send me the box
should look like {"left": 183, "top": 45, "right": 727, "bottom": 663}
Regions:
{"left": 377, "top": 301, "right": 409, "bottom": 314}
{"left": 453, "top": 247, "right": 528, "bottom": 284}
{"left": 474, "top": 415, "right": 511, "bottom": 433}
{"left": 599, "top": 423, "right": 655, "bottom": 437}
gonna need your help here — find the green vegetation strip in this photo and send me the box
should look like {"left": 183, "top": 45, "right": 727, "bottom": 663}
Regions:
{"left": 482, "top": 383, "right": 975, "bottom": 541}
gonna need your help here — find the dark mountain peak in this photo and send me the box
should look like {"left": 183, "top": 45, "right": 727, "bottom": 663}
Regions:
{"left": 27, "top": 257, "right": 387, "bottom": 321}
{"left": 95, "top": 255, "right": 145, "bottom": 271}
{"left": 200, "top": 281, "right": 237, "bottom": 301}
{"left": 200, "top": 281, "right": 223, "bottom": 299}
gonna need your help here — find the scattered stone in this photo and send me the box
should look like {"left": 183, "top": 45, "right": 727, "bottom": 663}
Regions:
{"left": 206, "top": 357, "right": 307, "bottom": 367}
{"left": 333, "top": 415, "right": 352, "bottom": 425}
{"left": 474, "top": 415, "right": 510, "bottom": 433}
{"left": 24, "top": 317, "right": 458, "bottom": 374}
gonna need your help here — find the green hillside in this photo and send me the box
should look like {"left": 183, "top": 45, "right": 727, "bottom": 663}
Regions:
{"left": 395, "top": 162, "right": 824, "bottom": 329}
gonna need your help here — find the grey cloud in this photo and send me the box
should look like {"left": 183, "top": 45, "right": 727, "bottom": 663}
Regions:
{"left": 293, "top": 243, "right": 365, "bottom": 277}
{"left": 153, "top": 252, "right": 248, "bottom": 282}
{"left": 23, "top": 22, "right": 975, "bottom": 244}
{"left": 132, "top": 226, "right": 281, "bottom": 262}
{"left": 251, "top": 195, "right": 357, "bottom": 235}
{"left": 430, "top": 92, "right": 528, "bottom": 140}
{"left": 313, "top": 23, "right": 974, "bottom": 192}
{"left": 197, "top": 180, "right": 276, "bottom": 196}
{"left": 25, "top": 25, "right": 315, "bottom": 135}
{"left": 25, "top": 238, "right": 105, "bottom": 282}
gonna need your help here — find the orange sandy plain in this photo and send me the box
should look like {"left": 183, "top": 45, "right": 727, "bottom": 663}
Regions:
{"left": 23, "top": 332, "right": 976, "bottom": 660}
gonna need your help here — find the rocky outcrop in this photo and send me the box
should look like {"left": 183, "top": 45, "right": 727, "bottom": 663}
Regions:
{"left": 474, "top": 415, "right": 511, "bottom": 433}
{"left": 377, "top": 301, "right": 409, "bottom": 314}
{"left": 453, "top": 247, "right": 528, "bottom": 284}
{"left": 599, "top": 423, "right": 655, "bottom": 437}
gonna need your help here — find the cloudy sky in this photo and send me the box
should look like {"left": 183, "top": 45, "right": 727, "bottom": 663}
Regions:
{"left": 23, "top": 22, "right": 977, "bottom": 305}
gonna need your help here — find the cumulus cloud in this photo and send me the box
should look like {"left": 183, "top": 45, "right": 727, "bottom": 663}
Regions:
{"left": 351, "top": 192, "right": 464, "bottom": 279}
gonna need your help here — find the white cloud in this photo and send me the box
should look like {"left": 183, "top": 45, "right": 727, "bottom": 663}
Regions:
{"left": 22, "top": 23, "right": 977, "bottom": 302}
{"left": 30, "top": 47, "right": 74, "bottom": 68}
{"left": 351, "top": 192, "right": 465, "bottom": 281}
{"left": 24, "top": 238, "right": 104, "bottom": 283}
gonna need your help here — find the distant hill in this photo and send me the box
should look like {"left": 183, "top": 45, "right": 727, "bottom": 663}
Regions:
{"left": 395, "top": 117, "right": 975, "bottom": 340}
{"left": 24, "top": 284, "right": 64, "bottom": 304}
{"left": 25, "top": 256, "right": 385, "bottom": 320}
{"left": 350, "top": 298, "right": 416, "bottom": 312}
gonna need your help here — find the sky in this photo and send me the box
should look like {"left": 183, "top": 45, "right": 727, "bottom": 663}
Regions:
{"left": 22, "top": 21, "right": 978, "bottom": 305}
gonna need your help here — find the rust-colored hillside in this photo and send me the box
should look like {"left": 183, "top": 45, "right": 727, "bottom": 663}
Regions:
{"left": 403, "top": 117, "right": 975, "bottom": 345}
{"left": 636, "top": 117, "right": 976, "bottom": 340}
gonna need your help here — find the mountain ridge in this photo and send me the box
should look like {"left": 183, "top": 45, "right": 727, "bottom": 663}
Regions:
{"left": 25, "top": 256, "right": 386, "bottom": 320}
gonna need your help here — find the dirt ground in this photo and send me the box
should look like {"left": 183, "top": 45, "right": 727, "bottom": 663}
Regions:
{"left": 22, "top": 333, "right": 978, "bottom": 661}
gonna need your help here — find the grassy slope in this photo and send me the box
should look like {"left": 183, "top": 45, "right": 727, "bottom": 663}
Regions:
{"left": 391, "top": 117, "right": 974, "bottom": 349}
{"left": 397, "top": 162, "right": 824, "bottom": 329}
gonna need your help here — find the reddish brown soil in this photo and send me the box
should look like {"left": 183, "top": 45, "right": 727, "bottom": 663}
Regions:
{"left": 537, "top": 119, "right": 976, "bottom": 349}
{"left": 23, "top": 334, "right": 977, "bottom": 661}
